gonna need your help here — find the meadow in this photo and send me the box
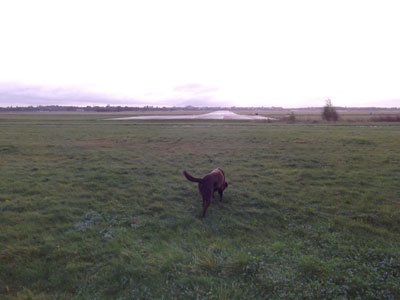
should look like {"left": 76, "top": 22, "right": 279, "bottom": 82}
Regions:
{"left": 1, "top": 113, "right": 400, "bottom": 299}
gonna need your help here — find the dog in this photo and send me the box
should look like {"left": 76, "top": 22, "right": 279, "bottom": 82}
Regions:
{"left": 183, "top": 168, "right": 228, "bottom": 217}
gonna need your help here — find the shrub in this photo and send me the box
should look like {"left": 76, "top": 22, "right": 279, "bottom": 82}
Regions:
{"left": 288, "top": 112, "right": 296, "bottom": 122}
{"left": 322, "top": 99, "right": 339, "bottom": 121}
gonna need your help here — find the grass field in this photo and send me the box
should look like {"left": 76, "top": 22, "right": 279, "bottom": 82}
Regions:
{"left": 238, "top": 109, "right": 400, "bottom": 121}
{"left": 1, "top": 113, "right": 400, "bottom": 299}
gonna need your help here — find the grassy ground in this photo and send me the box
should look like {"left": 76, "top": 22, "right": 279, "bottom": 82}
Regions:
{"left": 1, "top": 114, "right": 400, "bottom": 299}
{"left": 241, "top": 109, "right": 400, "bottom": 121}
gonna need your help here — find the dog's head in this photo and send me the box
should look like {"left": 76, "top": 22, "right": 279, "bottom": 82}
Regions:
{"left": 222, "top": 181, "right": 228, "bottom": 190}
{"left": 217, "top": 168, "right": 228, "bottom": 190}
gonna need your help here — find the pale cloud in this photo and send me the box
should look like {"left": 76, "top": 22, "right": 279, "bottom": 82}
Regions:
{"left": 174, "top": 84, "right": 219, "bottom": 95}
{"left": 0, "top": 83, "right": 141, "bottom": 106}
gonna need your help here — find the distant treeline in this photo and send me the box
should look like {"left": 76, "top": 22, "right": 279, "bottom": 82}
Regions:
{"left": 0, "top": 105, "right": 399, "bottom": 112}
{"left": 0, "top": 105, "right": 281, "bottom": 112}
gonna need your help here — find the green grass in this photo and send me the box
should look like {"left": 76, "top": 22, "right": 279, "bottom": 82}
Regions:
{"left": 1, "top": 114, "right": 400, "bottom": 299}
{"left": 242, "top": 109, "right": 400, "bottom": 121}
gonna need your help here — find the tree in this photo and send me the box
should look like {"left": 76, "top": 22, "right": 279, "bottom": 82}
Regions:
{"left": 322, "top": 99, "right": 339, "bottom": 121}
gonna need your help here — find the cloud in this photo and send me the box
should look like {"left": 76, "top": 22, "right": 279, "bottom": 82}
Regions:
{"left": 170, "top": 97, "right": 230, "bottom": 108}
{"left": 0, "top": 82, "right": 147, "bottom": 107}
{"left": 169, "top": 84, "right": 224, "bottom": 107}
{"left": 0, "top": 82, "right": 227, "bottom": 107}
{"left": 1, "top": 82, "right": 398, "bottom": 108}
{"left": 174, "top": 84, "right": 219, "bottom": 95}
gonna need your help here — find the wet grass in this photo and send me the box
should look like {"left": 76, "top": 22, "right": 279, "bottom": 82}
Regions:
{"left": 1, "top": 114, "right": 400, "bottom": 299}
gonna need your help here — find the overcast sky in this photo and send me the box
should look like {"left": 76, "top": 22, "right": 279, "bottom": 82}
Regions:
{"left": 0, "top": 0, "right": 399, "bottom": 107}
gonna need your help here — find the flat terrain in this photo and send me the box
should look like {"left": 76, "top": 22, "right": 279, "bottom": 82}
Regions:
{"left": 1, "top": 114, "right": 400, "bottom": 299}
{"left": 106, "top": 110, "right": 274, "bottom": 120}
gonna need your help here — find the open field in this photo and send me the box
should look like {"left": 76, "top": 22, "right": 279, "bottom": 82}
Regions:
{"left": 236, "top": 109, "right": 400, "bottom": 121}
{"left": 1, "top": 107, "right": 399, "bottom": 122}
{"left": 1, "top": 114, "right": 400, "bottom": 299}
{"left": 106, "top": 111, "right": 275, "bottom": 120}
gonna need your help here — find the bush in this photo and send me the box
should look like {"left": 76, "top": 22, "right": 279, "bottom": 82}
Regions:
{"left": 322, "top": 99, "right": 339, "bottom": 121}
{"left": 288, "top": 112, "right": 296, "bottom": 122}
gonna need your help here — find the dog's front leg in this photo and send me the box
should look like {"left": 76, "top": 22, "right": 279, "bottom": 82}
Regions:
{"left": 201, "top": 199, "right": 211, "bottom": 218}
{"left": 201, "top": 191, "right": 212, "bottom": 218}
{"left": 218, "top": 189, "right": 223, "bottom": 201}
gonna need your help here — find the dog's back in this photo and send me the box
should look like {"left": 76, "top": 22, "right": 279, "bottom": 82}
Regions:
{"left": 201, "top": 168, "right": 225, "bottom": 188}
{"left": 183, "top": 168, "right": 228, "bottom": 217}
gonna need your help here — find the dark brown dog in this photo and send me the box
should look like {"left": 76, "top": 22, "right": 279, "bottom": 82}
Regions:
{"left": 183, "top": 168, "right": 228, "bottom": 217}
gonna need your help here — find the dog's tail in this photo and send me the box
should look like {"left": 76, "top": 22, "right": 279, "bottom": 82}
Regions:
{"left": 183, "top": 170, "right": 203, "bottom": 183}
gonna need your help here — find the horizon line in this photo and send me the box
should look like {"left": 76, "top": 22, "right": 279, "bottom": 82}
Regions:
{"left": 1, "top": 105, "right": 399, "bottom": 110}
